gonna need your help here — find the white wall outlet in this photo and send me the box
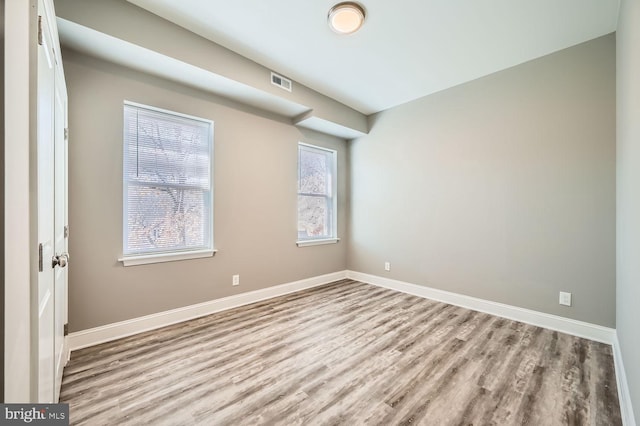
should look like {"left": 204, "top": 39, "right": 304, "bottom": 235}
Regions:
{"left": 232, "top": 275, "right": 240, "bottom": 286}
{"left": 559, "top": 291, "right": 572, "bottom": 306}
{"left": 384, "top": 262, "right": 391, "bottom": 271}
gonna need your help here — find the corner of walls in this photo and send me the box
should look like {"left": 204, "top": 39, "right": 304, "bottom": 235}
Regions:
{"left": 613, "top": 334, "right": 638, "bottom": 426}
{"left": 616, "top": 0, "right": 640, "bottom": 423}
{"left": 347, "top": 35, "right": 616, "bottom": 329}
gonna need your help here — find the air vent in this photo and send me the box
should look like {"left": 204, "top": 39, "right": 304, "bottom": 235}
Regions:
{"left": 271, "top": 72, "right": 292, "bottom": 92}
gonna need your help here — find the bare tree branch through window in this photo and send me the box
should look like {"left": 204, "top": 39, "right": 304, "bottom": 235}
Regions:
{"left": 123, "top": 103, "right": 213, "bottom": 256}
{"left": 297, "top": 143, "right": 337, "bottom": 240}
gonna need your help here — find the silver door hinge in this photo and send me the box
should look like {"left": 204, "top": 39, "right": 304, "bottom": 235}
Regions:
{"left": 64, "top": 324, "right": 69, "bottom": 336}
{"left": 64, "top": 225, "right": 69, "bottom": 238}
{"left": 38, "top": 243, "right": 43, "bottom": 272}
{"left": 64, "top": 128, "right": 68, "bottom": 140}
{"left": 37, "top": 16, "right": 43, "bottom": 45}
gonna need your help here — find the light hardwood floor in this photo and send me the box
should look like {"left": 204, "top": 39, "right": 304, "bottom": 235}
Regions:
{"left": 61, "top": 279, "right": 621, "bottom": 425}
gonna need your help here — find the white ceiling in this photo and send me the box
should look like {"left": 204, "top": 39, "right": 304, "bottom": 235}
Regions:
{"left": 127, "top": 0, "right": 619, "bottom": 115}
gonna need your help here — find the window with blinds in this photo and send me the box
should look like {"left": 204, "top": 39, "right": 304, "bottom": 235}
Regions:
{"left": 297, "top": 143, "right": 337, "bottom": 242}
{"left": 123, "top": 102, "right": 213, "bottom": 258}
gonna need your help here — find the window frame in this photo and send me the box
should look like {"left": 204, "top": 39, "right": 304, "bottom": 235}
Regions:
{"left": 119, "top": 101, "right": 216, "bottom": 266}
{"left": 296, "top": 142, "right": 339, "bottom": 247}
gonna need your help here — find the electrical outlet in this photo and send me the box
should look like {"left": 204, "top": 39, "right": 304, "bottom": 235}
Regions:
{"left": 384, "top": 262, "right": 391, "bottom": 271}
{"left": 232, "top": 275, "right": 240, "bottom": 286}
{"left": 559, "top": 291, "right": 572, "bottom": 306}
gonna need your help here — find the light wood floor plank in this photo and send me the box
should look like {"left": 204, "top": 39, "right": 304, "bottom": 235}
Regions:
{"left": 61, "top": 279, "right": 621, "bottom": 425}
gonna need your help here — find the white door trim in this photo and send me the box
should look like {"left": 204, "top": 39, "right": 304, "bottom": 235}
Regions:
{"left": 4, "top": 0, "right": 37, "bottom": 403}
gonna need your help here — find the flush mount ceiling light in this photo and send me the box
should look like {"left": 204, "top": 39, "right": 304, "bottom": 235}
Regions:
{"left": 328, "top": 2, "right": 366, "bottom": 35}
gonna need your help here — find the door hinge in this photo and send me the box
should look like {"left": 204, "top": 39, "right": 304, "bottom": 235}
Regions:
{"left": 64, "top": 128, "right": 69, "bottom": 140}
{"left": 64, "top": 225, "right": 69, "bottom": 238}
{"left": 37, "top": 15, "right": 43, "bottom": 46}
{"left": 64, "top": 323, "right": 69, "bottom": 336}
{"left": 38, "top": 243, "right": 43, "bottom": 272}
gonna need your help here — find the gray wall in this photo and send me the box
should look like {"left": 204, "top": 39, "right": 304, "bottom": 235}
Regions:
{"left": 64, "top": 50, "right": 348, "bottom": 332}
{"left": 348, "top": 35, "right": 616, "bottom": 327}
{"left": 617, "top": 0, "right": 640, "bottom": 420}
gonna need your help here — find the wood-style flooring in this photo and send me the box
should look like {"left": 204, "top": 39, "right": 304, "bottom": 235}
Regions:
{"left": 60, "top": 279, "right": 622, "bottom": 425}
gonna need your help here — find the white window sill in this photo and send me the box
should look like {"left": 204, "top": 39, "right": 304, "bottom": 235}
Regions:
{"left": 118, "top": 249, "right": 217, "bottom": 266}
{"left": 296, "top": 238, "right": 340, "bottom": 247}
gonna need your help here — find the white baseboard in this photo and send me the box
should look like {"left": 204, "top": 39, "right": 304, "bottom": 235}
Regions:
{"left": 70, "top": 269, "right": 632, "bottom": 420}
{"left": 351, "top": 272, "right": 636, "bottom": 421}
{"left": 346, "top": 270, "right": 616, "bottom": 344}
{"left": 69, "top": 270, "right": 348, "bottom": 351}
{"left": 613, "top": 334, "right": 638, "bottom": 426}
{"left": 72, "top": 269, "right": 617, "bottom": 351}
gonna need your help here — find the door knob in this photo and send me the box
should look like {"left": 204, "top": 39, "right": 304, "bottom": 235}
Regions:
{"left": 52, "top": 252, "right": 69, "bottom": 268}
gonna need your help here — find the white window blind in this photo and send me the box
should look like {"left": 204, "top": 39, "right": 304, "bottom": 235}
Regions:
{"left": 297, "top": 143, "right": 337, "bottom": 242}
{"left": 123, "top": 102, "right": 213, "bottom": 258}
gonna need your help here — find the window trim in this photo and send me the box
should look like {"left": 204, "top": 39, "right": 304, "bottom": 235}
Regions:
{"left": 296, "top": 142, "right": 338, "bottom": 246}
{"left": 118, "top": 249, "right": 217, "bottom": 267}
{"left": 120, "top": 101, "right": 215, "bottom": 266}
{"left": 296, "top": 238, "right": 340, "bottom": 247}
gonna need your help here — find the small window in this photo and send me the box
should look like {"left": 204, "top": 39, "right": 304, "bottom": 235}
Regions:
{"left": 121, "top": 102, "right": 214, "bottom": 265}
{"left": 297, "top": 143, "right": 338, "bottom": 246}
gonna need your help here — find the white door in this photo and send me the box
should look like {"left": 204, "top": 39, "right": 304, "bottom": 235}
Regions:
{"left": 37, "top": 0, "right": 69, "bottom": 403}
{"left": 37, "top": 0, "right": 56, "bottom": 402}
{"left": 53, "top": 62, "right": 69, "bottom": 402}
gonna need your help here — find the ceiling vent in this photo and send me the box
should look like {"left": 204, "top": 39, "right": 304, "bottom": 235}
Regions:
{"left": 271, "top": 72, "right": 292, "bottom": 92}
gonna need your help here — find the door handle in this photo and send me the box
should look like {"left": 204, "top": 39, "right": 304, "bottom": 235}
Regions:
{"left": 52, "top": 252, "right": 69, "bottom": 268}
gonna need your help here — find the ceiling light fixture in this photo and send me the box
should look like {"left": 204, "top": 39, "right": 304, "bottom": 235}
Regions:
{"left": 328, "top": 2, "right": 366, "bottom": 35}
